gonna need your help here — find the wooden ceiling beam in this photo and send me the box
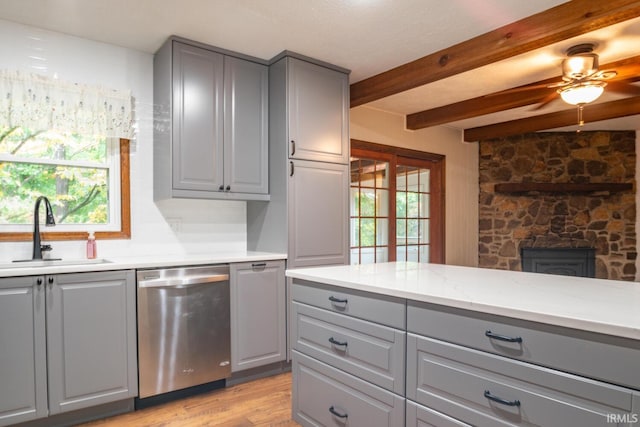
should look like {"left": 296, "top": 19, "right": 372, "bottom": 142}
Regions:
{"left": 463, "top": 96, "right": 640, "bottom": 142}
{"left": 406, "top": 56, "right": 640, "bottom": 130}
{"left": 350, "top": 0, "right": 640, "bottom": 108}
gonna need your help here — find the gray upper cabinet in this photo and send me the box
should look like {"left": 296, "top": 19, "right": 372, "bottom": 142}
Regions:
{"left": 230, "top": 261, "right": 286, "bottom": 372}
{"left": 154, "top": 37, "right": 269, "bottom": 201}
{"left": 224, "top": 56, "right": 269, "bottom": 195}
{"left": 0, "top": 271, "right": 137, "bottom": 426}
{"left": 287, "top": 57, "right": 349, "bottom": 164}
{"left": 171, "top": 42, "right": 224, "bottom": 193}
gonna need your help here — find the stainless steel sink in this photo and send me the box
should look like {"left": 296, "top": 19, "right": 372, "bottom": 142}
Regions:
{"left": 0, "top": 258, "right": 112, "bottom": 269}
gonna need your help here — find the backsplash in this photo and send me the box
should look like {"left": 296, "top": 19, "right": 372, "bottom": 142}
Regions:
{"left": 478, "top": 131, "right": 637, "bottom": 281}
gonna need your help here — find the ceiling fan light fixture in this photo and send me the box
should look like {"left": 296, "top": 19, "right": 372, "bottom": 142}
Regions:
{"left": 558, "top": 81, "right": 606, "bottom": 105}
{"left": 562, "top": 53, "right": 599, "bottom": 80}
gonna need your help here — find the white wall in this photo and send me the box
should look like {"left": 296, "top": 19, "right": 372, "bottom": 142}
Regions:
{"left": 350, "top": 106, "right": 479, "bottom": 267}
{"left": 0, "top": 19, "right": 247, "bottom": 262}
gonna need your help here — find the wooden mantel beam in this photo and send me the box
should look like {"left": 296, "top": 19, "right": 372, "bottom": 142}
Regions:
{"left": 350, "top": 0, "right": 640, "bottom": 108}
{"left": 463, "top": 96, "right": 640, "bottom": 142}
{"left": 406, "top": 56, "right": 640, "bottom": 130}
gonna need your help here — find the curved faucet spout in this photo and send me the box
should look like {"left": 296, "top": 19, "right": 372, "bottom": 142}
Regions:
{"left": 32, "top": 196, "right": 56, "bottom": 260}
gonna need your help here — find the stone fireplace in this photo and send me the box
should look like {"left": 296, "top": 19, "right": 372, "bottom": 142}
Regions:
{"left": 478, "top": 131, "right": 636, "bottom": 281}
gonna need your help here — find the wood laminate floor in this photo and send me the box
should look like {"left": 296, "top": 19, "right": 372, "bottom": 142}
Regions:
{"left": 80, "top": 373, "right": 300, "bottom": 427}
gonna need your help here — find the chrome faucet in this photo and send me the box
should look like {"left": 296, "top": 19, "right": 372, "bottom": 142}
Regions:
{"left": 32, "top": 196, "right": 56, "bottom": 260}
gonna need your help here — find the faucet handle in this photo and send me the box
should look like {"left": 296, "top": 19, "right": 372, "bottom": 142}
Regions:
{"left": 41, "top": 244, "right": 53, "bottom": 252}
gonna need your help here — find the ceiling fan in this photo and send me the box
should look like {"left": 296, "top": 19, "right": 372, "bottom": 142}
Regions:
{"left": 494, "top": 43, "right": 640, "bottom": 128}
{"left": 497, "top": 43, "right": 640, "bottom": 111}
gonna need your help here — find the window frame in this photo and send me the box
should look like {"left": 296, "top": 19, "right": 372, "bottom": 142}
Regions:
{"left": 0, "top": 138, "right": 131, "bottom": 242}
{"left": 351, "top": 139, "right": 445, "bottom": 264}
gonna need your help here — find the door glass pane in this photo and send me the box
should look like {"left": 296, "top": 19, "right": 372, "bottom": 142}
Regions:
{"left": 420, "top": 219, "right": 430, "bottom": 244}
{"left": 350, "top": 248, "right": 358, "bottom": 265}
{"left": 407, "top": 246, "right": 419, "bottom": 262}
{"left": 360, "top": 218, "right": 375, "bottom": 247}
{"left": 376, "top": 219, "right": 389, "bottom": 246}
{"left": 396, "top": 246, "right": 406, "bottom": 261}
{"left": 407, "top": 219, "right": 419, "bottom": 245}
{"left": 420, "top": 245, "right": 430, "bottom": 263}
{"left": 376, "top": 189, "right": 389, "bottom": 216}
{"left": 396, "top": 192, "right": 407, "bottom": 218}
{"left": 360, "top": 188, "right": 375, "bottom": 217}
{"left": 376, "top": 247, "right": 389, "bottom": 263}
{"left": 396, "top": 219, "right": 406, "bottom": 246}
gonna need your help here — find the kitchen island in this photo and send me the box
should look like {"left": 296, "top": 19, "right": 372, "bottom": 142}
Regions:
{"left": 286, "top": 262, "right": 640, "bottom": 426}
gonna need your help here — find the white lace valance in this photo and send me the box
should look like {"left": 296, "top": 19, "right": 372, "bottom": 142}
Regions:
{"left": 0, "top": 70, "right": 134, "bottom": 139}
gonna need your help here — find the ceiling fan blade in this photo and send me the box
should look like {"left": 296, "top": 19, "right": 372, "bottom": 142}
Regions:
{"left": 487, "top": 81, "right": 562, "bottom": 97}
{"left": 531, "top": 91, "right": 559, "bottom": 111}
{"left": 606, "top": 80, "right": 640, "bottom": 96}
{"left": 603, "top": 62, "right": 640, "bottom": 81}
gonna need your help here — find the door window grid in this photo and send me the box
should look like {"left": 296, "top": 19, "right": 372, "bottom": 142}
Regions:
{"left": 350, "top": 158, "right": 390, "bottom": 265}
{"left": 396, "top": 165, "right": 431, "bottom": 262}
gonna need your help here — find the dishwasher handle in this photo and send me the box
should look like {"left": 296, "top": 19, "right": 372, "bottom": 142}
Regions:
{"left": 138, "top": 273, "right": 229, "bottom": 288}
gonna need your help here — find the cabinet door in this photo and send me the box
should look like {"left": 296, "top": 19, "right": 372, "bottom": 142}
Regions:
{"left": 224, "top": 56, "right": 269, "bottom": 195}
{"left": 230, "top": 261, "right": 286, "bottom": 372}
{"left": 0, "top": 276, "right": 47, "bottom": 426}
{"left": 288, "top": 58, "right": 349, "bottom": 164}
{"left": 46, "top": 271, "right": 137, "bottom": 414}
{"left": 172, "top": 41, "right": 225, "bottom": 192}
{"left": 288, "top": 160, "right": 349, "bottom": 268}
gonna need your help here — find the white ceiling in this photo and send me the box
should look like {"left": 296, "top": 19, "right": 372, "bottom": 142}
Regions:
{"left": 0, "top": 0, "right": 638, "bottom": 132}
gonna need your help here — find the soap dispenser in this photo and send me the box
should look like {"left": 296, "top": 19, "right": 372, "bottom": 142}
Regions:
{"left": 86, "top": 232, "right": 97, "bottom": 259}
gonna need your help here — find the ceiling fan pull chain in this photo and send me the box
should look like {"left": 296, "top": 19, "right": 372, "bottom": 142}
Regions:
{"left": 577, "top": 105, "right": 585, "bottom": 131}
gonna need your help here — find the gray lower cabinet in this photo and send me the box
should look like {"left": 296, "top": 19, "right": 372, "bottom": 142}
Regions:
{"left": 230, "top": 261, "right": 286, "bottom": 372}
{"left": 154, "top": 37, "right": 269, "bottom": 201}
{"left": 291, "top": 279, "right": 640, "bottom": 427}
{"left": 291, "top": 281, "right": 406, "bottom": 427}
{"left": 0, "top": 271, "right": 137, "bottom": 426}
{"left": 406, "top": 301, "right": 640, "bottom": 427}
{"left": 293, "top": 351, "right": 405, "bottom": 427}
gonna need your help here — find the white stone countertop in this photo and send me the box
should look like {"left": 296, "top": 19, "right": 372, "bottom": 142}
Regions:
{"left": 286, "top": 262, "right": 640, "bottom": 341}
{"left": 0, "top": 251, "right": 287, "bottom": 278}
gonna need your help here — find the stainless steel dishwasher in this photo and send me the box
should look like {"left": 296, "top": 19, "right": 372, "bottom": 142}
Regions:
{"left": 137, "top": 265, "right": 231, "bottom": 399}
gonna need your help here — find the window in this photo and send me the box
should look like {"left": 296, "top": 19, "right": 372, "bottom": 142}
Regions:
{"left": 0, "top": 127, "right": 131, "bottom": 241}
{"left": 350, "top": 140, "right": 444, "bottom": 264}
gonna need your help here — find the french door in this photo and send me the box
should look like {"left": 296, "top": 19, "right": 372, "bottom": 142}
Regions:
{"left": 350, "top": 141, "right": 444, "bottom": 264}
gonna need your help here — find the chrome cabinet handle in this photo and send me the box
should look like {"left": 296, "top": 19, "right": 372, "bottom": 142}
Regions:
{"left": 484, "top": 390, "right": 521, "bottom": 407}
{"left": 251, "top": 262, "right": 267, "bottom": 269}
{"left": 485, "top": 330, "right": 522, "bottom": 343}
{"left": 225, "top": 185, "right": 230, "bottom": 191}
{"left": 219, "top": 185, "right": 224, "bottom": 191}
{"left": 328, "top": 337, "right": 348, "bottom": 348}
{"left": 329, "top": 406, "right": 348, "bottom": 419}
{"left": 291, "top": 140, "right": 296, "bottom": 156}
{"left": 48, "top": 277, "right": 54, "bottom": 285}
{"left": 36, "top": 278, "right": 43, "bottom": 286}
{"left": 290, "top": 161, "right": 294, "bottom": 177}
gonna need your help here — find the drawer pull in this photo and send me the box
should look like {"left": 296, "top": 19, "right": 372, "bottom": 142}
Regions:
{"left": 328, "top": 296, "right": 348, "bottom": 304}
{"left": 329, "top": 405, "right": 348, "bottom": 419}
{"left": 484, "top": 390, "right": 521, "bottom": 407}
{"left": 485, "top": 330, "right": 523, "bottom": 343}
{"left": 328, "top": 337, "right": 348, "bottom": 348}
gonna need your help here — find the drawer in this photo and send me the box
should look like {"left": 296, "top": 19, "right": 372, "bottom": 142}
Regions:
{"left": 406, "top": 401, "right": 471, "bottom": 427}
{"left": 292, "top": 280, "right": 405, "bottom": 329}
{"left": 292, "top": 351, "right": 405, "bottom": 427}
{"left": 408, "top": 301, "right": 640, "bottom": 390}
{"left": 292, "top": 301, "right": 405, "bottom": 394}
{"left": 407, "top": 334, "right": 639, "bottom": 427}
